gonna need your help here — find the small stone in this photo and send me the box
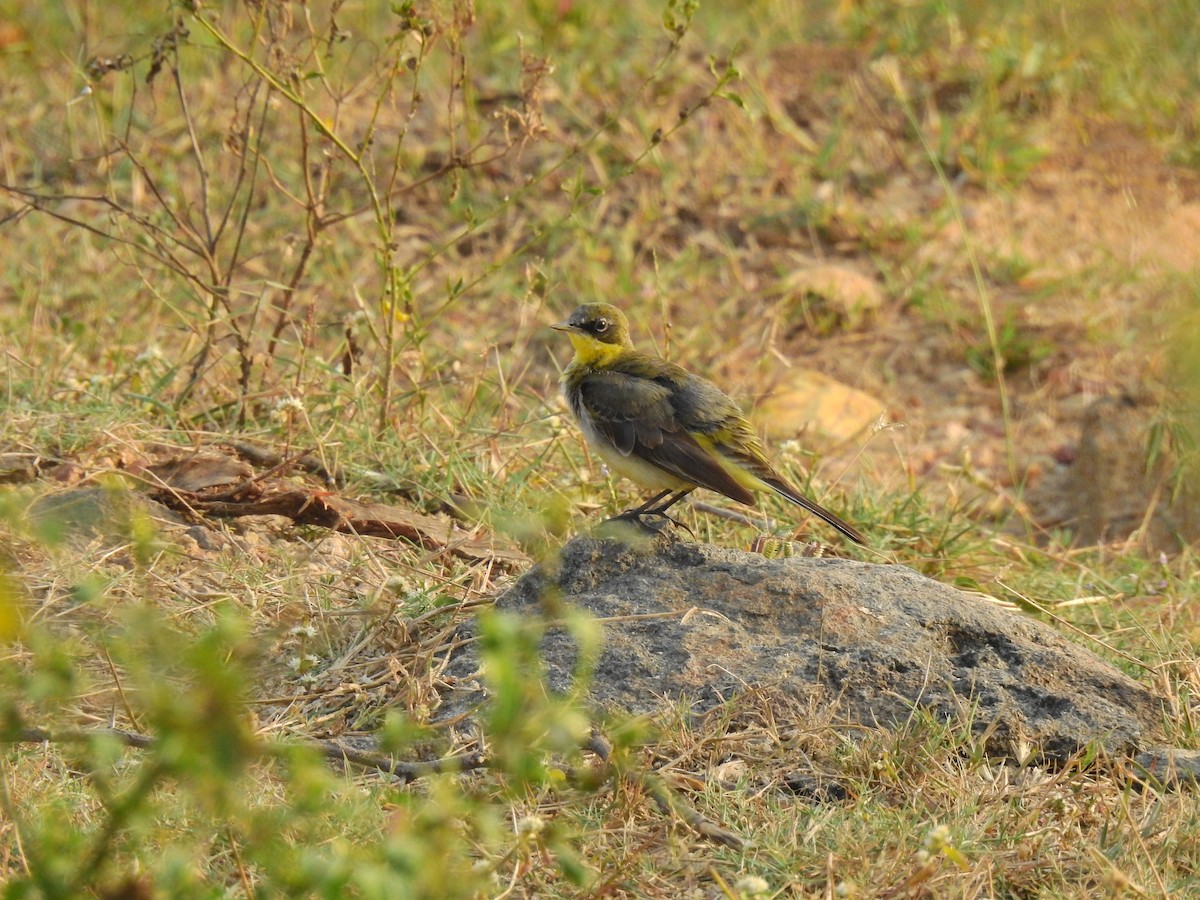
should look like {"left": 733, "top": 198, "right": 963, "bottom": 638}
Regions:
{"left": 26, "top": 486, "right": 182, "bottom": 545}
{"left": 184, "top": 525, "right": 237, "bottom": 553}
{"left": 712, "top": 758, "right": 748, "bottom": 788}
{"left": 781, "top": 772, "right": 851, "bottom": 802}
{"left": 0, "top": 453, "right": 40, "bottom": 484}
{"left": 757, "top": 370, "right": 887, "bottom": 443}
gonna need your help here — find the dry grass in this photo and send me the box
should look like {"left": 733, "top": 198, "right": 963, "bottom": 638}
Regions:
{"left": 2, "top": 0, "right": 1200, "bottom": 896}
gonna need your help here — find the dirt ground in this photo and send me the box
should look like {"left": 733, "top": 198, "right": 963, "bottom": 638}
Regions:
{"left": 785, "top": 115, "right": 1200, "bottom": 542}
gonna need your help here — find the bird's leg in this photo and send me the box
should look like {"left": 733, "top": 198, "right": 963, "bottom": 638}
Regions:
{"left": 604, "top": 489, "right": 696, "bottom": 535}
{"left": 599, "top": 490, "right": 671, "bottom": 536}
{"left": 634, "top": 488, "right": 696, "bottom": 535}
{"left": 646, "top": 489, "right": 694, "bottom": 515}
{"left": 611, "top": 489, "right": 674, "bottom": 520}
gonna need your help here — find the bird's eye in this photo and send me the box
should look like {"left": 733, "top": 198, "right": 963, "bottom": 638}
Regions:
{"left": 594, "top": 318, "right": 609, "bottom": 334}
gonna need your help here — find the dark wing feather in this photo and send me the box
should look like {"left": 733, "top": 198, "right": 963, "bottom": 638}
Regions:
{"left": 675, "top": 375, "right": 867, "bottom": 544}
{"left": 759, "top": 474, "right": 866, "bottom": 544}
{"left": 577, "top": 366, "right": 755, "bottom": 504}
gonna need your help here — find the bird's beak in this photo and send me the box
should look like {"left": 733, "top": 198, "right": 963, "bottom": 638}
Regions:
{"left": 550, "top": 320, "right": 580, "bottom": 334}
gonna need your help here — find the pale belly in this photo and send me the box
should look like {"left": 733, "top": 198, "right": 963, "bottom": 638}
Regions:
{"left": 575, "top": 403, "right": 690, "bottom": 493}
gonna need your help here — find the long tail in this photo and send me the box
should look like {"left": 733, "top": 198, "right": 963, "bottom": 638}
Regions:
{"left": 764, "top": 477, "right": 865, "bottom": 545}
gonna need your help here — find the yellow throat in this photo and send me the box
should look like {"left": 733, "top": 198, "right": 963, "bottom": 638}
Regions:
{"left": 565, "top": 331, "right": 627, "bottom": 368}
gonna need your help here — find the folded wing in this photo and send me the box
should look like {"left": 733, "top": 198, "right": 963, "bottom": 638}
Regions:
{"left": 577, "top": 367, "right": 755, "bottom": 505}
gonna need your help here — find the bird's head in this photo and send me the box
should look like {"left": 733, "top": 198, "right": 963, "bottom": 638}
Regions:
{"left": 551, "top": 303, "right": 634, "bottom": 363}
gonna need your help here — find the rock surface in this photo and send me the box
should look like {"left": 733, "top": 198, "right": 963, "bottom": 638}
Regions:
{"left": 445, "top": 533, "right": 1169, "bottom": 762}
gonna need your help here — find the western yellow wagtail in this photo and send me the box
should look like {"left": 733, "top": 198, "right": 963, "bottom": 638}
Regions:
{"left": 552, "top": 303, "right": 865, "bottom": 544}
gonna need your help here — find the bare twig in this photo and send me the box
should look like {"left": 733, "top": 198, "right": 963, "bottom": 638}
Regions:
{"left": 8, "top": 726, "right": 487, "bottom": 784}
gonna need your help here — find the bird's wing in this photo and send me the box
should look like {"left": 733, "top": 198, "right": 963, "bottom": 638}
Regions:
{"left": 577, "top": 367, "right": 755, "bottom": 504}
{"left": 674, "top": 375, "right": 867, "bottom": 544}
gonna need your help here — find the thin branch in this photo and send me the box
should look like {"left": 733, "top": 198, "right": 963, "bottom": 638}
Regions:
{"left": 264, "top": 100, "right": 327, "bottom": 365}
{"left": 628, "top": 766, "right": 746, "bottom": 849}
{"left": 0, "top": 189, "right": 204, "bottom": 288}
{"left": 7, "top": 726, "right": 486, "bottom": 784}
{"left": 212, "top": 78, "right": 265, "bottom": 249}
{"left": 111, "top": 137, "right": 210, "bottom": 269}
{"left": 190, "top": 12, "right": 361, "bottom": 164}
{"left": 73, "top": 757, "right": 168, "bottom": 889}
{"left": 314, "top": 743, "right": 489, "bottom": 783}
{"left": 172, "top": 52, "right": 214, "bottom": 249}
{"left": 14, "top": 726, "right": 155, "bottom": 750}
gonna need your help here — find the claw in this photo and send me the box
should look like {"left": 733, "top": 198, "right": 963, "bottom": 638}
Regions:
{"left": 602, "top": 508, "right": 694, "bottom": 537}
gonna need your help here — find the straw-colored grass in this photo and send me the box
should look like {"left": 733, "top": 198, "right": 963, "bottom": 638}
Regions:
{"left": 2, "top": 1, "right": 1199, "bottom": 895}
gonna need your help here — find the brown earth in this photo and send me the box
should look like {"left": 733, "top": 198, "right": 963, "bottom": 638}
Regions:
{"left": 764, "top": 118, "right": 1200, "bottom": 548}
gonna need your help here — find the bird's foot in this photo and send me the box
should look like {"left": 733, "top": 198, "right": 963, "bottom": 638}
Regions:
{"left": 602, "top": 510, "right": 670, "bottom": 534}
{"left": 653, "top": 511, "right": 695, "bottom": 538}
{"left": 602, "top": 509, "right": 693, "bottom": 538}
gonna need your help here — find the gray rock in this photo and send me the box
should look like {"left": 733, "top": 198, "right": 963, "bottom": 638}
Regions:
{"left": 26, "top": 486, "right": 185, "bottom": 544}
{"left": 445, "top": 533, "right": 1169, "bottom": 763}
{"left": 1133, "top": 748, "right": 1200, "bottom": 787}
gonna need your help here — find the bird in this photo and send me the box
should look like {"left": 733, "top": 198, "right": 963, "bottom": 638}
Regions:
{"left": 551, "top": 302, "right": 865, "bottom": 544}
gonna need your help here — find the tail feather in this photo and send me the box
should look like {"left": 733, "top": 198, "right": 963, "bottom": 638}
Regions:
{"left": 764, "top": 477, "right": 865, "bottom": 545}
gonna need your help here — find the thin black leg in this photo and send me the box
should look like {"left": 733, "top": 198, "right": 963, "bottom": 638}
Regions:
{"left": 645, "top": 489, "right": 694, "bottom": 515}
{"left": 603, "top": 488, "right": 695, "bottom": 535}
{"left": 621, "top": 488, "right": 696, "bottom": 535}
{"left": 621, "top": 489, "right": 674, "bottom": 517}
